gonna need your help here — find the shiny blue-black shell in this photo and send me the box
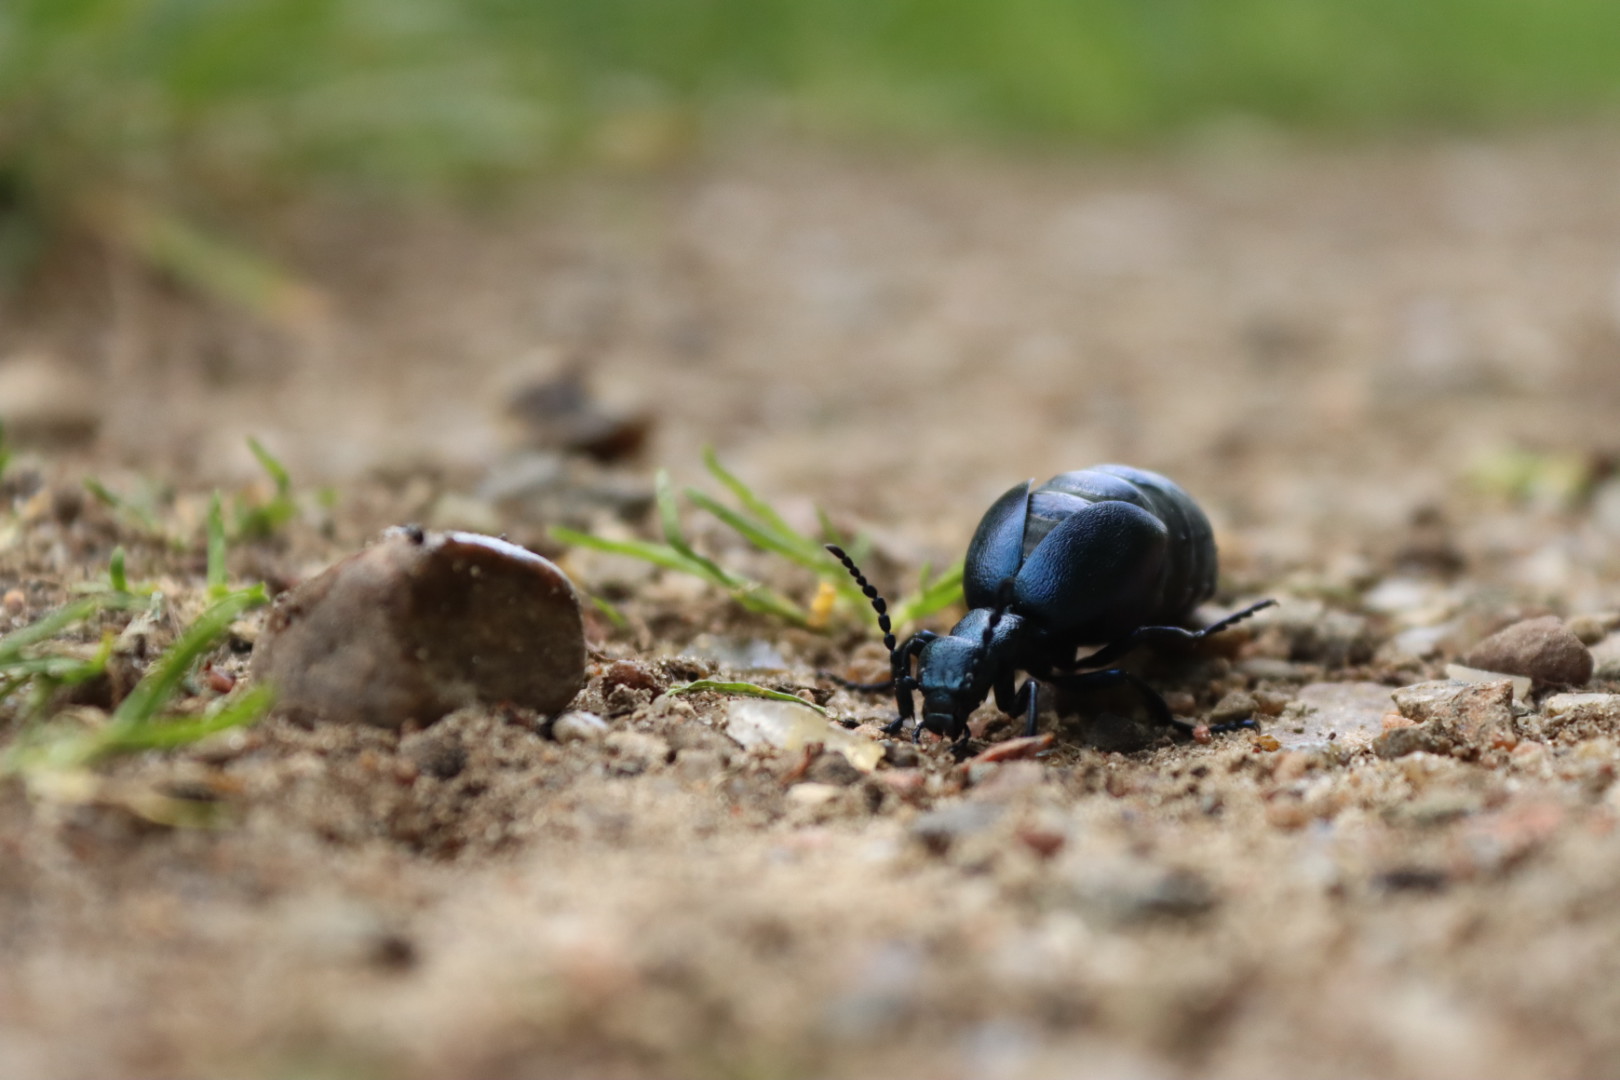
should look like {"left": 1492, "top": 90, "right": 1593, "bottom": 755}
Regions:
{"left": 961, "top": 464, "right": 1217, "bottom": 644}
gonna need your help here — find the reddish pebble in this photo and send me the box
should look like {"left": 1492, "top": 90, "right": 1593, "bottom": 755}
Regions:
{"left": 873, "top": 769, "right": 927, "bottom": 800}
{"left": 603, "top": 659, "right": 663, "bottom": 694}
{"left": 1192, "top": 724, "right": 1213, "bottom": 744}
{"left": 205, "top": 666, "right": 237, "bottom": 694}
{"left": 1015, "top": 825, "right": 1066, "bottom": 859}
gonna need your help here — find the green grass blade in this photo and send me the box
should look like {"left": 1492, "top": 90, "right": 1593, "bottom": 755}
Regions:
{"left": 206, "top": 493, "right": 229, "bottom": 597}
{"left": 703, "top": 446, "right": 822, "bottom": 561}
{"left": 815, "top": 506, "right": 849, "bottom": 549}
{"left": 586, "top": 593, "right": 629, "bottom": 630}
{"left": 83, "top": 478, "right": 162, "bottom": 535}
{"left": 0, "top": 594, "right": 134, "bottom": 666}
{"left": 686, "top": 488, "right": 810, "bottom": 565}
{"left": 12, "top": 684, "right": 276, "bottom": 775}
{"left": 247, "top": 437, "right": 292, "bottom": 498}
{"left": 666, "top": 679, "right": 829, "bottom": 716}
{"left": 891, "top": 561, "right": 965, "bottom": 626}
{"left": 548, "top": 527, "right": 724, "bottom": 578}
{"left": 655, "top": 469, "right": 744, "bottom": 588}
{"left": 92, "top": 685, "right": 276, "bottom": 760}
{"left": 111, "top": 586, "right": 267, "bottom": 728}
{"left": 108, "top": 547, "right": 129, "bottom": 594}
{"left": 548, "top": 527, "right": 808, "bottom": 625}
{"left": 727, "top": 585, "right": 811, "bottom": 627}
{"left": 234, "top": 436, "right": 298, "bottom": 539}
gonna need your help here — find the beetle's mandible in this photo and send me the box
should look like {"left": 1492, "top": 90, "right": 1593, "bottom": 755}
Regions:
{"left": 828, "top": 464, "right": 1275, "bottom": 752}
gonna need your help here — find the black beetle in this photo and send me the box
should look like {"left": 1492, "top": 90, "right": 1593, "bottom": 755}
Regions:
{"left": 828, "top": 464, "right": 1274, "bottom": 752}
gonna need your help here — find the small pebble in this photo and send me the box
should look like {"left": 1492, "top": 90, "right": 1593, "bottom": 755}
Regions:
{"left": 552, "top": 710, "right": 610, "bottom": 743}
{"left": 873, "top": 769, "right": 927, "bottom": 801}
{"left": 911, "top": 802, "right": 1004, "bottom": 856}
{"left": 1542, "top": 693, "right": 1620, "bottom": 726}
{"left": 786, "top": 783, "right": 844, "bottom": 807}
{"left": 1463, "top": 616, "right": 1593, "bottom": 690}
{"left": 1210, "top": 690, "right": 1257, "bottom": 724}
{"left": 401, "top": 732, "right": 468, "bottom": 779}
{"left": 1015, "top": 824, "right": 1066, "bottom": 859}
{"left": 806, "top": 752, "right": 865, "bottom": 787}
{"left": 205, "top": 666, "right": 237, "bottom": 694}
{"left": 1253, "top": 690, "right": 1292, "bottom": 717}
{"left": 603, "top": 659, "right": 663, "bottom": 694}
{"left": 1050, "top": 858, "right": 1217, "bottom": 925}
{"left": 604, "top": 730, "right": 670, "bottom": 774}
{"left": 1163, "top": 691, "right": 1198, "bottom": 716}
{"left": 1590, "top": 634, "right": 1620, "bottom": 681}
{"left": 968, "top": 760, "right": 1046, "bottom": 799}
{"left": 1566, "top": 613, "right": 1620, "bottom": 646}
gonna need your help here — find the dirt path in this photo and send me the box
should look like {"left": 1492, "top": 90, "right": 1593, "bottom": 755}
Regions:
{"left": 4, "top": 128, "right": 1620, "bottom": 1078}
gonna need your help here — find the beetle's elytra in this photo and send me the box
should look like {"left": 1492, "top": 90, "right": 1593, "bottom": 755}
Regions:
{"left": 830, "top": 464, "right": 1275, "bottom": 752}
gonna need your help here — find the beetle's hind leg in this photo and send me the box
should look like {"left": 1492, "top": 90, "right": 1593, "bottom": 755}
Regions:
{"left": 1067, "top": 598, "right": 1278, "bottom": 670}
{"left": 993, "top": 674, "right": 1041, "bottom": 738}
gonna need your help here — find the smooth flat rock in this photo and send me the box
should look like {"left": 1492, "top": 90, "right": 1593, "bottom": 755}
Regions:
{"left": 1275, "top": 682, "right": 1394, "bottom": 751}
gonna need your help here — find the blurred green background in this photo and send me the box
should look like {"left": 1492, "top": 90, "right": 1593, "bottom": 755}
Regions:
{"left": 5, "top": 0, "right": 1620, "bottom": 287}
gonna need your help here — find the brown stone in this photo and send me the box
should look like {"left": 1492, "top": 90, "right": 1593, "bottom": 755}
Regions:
{"left": 250, "top": 528, "right": 585, "bottom": 728}
{"left": 1463, "top": 616, "right": 1593, "bottom": 689}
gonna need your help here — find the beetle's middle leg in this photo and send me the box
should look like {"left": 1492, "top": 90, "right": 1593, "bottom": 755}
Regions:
{"left": 993, "top": 673, "right": 1041, "bottom": 738}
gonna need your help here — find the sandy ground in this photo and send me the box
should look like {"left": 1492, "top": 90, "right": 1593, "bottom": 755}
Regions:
{"left": 4, "top": 127, "right": 1620, "bottom": 1078}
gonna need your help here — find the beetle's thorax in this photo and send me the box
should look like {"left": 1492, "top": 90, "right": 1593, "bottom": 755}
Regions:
{"left": 917, "top": 607, "right": 1030, "bottom": 737}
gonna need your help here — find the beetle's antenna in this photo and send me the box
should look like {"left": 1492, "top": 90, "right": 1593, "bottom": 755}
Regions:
{"left": 825, "top": 545, "right": 896, "bottom": 658}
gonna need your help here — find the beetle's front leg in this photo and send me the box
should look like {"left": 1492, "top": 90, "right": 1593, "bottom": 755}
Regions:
{"left": 884, "top": 631, "right": 935, "bottom": 736}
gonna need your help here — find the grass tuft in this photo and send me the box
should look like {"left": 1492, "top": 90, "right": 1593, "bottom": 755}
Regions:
{"left": 550, "top": 448, "right": 962, "bottom": 632}
{"left": 3, "top": 584, "right": 271, "bottom": 778}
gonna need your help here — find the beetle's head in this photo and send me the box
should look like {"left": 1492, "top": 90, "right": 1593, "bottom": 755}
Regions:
{"left": 917, "top": 609, "right": 1025, "bottom": 741}
{"left": 916, "top": 635, "right": 982, "bottom": 739}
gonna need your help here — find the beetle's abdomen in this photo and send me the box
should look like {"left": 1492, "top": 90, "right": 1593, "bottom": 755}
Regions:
{"left": 1025, "top": 465, "right": 1216, "bottom": 623}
